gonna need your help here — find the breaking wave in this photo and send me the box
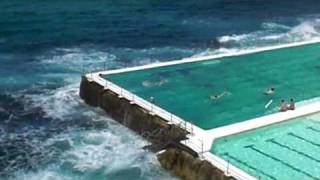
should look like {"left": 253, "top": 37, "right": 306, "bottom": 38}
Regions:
{"left": 0, "top": 45, "right": 192, "bottom": 179}
{"left": 1, "top": 79, "right": 176, "bottom": 180}
{"left": 218, "top": 19, "right": 320, "bottom": 46}
{"left": 39, "top": 46, "right": 199, "bottom": 74}
{"left": 6, "top": 127, "right": 175, "bottom": 180}
{"left": 195, "top": 17, "right": 320, "bottom": 57}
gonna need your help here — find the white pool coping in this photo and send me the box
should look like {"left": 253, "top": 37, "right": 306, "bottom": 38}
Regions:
{"left": 208, "top": 102, "right": 320, "bottom": 141}
{"left": 86, "top": 40, "right": 320, "bottom": 180}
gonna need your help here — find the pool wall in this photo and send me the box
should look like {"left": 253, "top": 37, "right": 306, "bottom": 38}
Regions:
{"left": 79, "top": 76, "right": 236, "bottom": 180}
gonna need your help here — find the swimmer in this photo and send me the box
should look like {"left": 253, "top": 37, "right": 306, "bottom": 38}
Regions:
{"left": 142, "top": 80, "right": 152, "bottom": 87}
{"left": 209, "top": 92, "right": 229, "bottom": 100}
{"left": 142, "top": 80, "right": 153, "bottom": 87}
{"left": 157, "top": 79, "right": 169, "bottom": 86}
{"left": 264, "top": 87, "right": 275, "bottom": 96}
{"left": 142, "top": 79, "right": 169, "bottom": 87}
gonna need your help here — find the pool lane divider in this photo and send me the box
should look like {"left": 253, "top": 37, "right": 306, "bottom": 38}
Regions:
{"left": 81, "top": 39, "right": 320, "bottom": 180}
{"left": 267, "top": 138, "right": 320, "bottom": 163}
{"left": 246, "top": 145, "right": 320, "bottom": 180}
{"left": 288, "top": 132, "right": 320, "bottom": 148}
{"left": 307, "top": 126, "right": 320, "bottom": 134}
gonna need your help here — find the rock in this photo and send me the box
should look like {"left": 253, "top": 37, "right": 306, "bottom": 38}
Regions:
{"left": 197, "top": 161, "right": 215, "bottom": 180}
{"left": 157, "top": 148, "right": 231, "bottom": 180}
{"left": 157, "top": 148, "right": 179, "bottom": 170}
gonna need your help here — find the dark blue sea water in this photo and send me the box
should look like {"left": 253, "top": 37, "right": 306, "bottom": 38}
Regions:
{"left": 0, "top": 1, "right": 320, "bottom": 179}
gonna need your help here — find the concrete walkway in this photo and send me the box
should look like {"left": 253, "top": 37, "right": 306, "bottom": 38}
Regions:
{"left": 207, "top": 102, "right": 320, "bottom": 142}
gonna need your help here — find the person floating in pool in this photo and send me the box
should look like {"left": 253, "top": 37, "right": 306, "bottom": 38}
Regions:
{"left": 288, "top": 98, "right": 295, "bottom": 110}
{"left": 264, "top": 87, "right": 275, "bottom": 96}
{"left": 279, "top": 99, "right": 287, "bottom": 112}
{"left": 209, "top": 92, "right": 230, "bottom": 100}
{"left": 142, "top": 79, "right": 169, "bottom": 87}
{"left": 158, "top": 79, "right": 169, "bottom": 86}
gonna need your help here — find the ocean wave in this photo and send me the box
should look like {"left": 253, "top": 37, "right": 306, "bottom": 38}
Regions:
{"left": 191, "top": 47, "right": 240, "bottom": 57}
{"left": 38, "top": 46, "right": 199, "bottom": 74}
{"left": 23, "top": 83, "right": 81, "bottom": 120}
{"left": 10, "top": 45, "right": 194, "bottom": 180}
{"left": 217, "top": 34, "right": 250, "bottom": 44}
{"left": 288, "top": 18, "right": 320, "bottom": 41}
{"left": 260, "top": 22, "right": 291, "bottom": 31}
{"left": 7, "top": 121, "right": 176, "bottom": 180}
{"left": 3, "top": 80, "right": 176, "bottom": 180}
{"left": 213, "top": 17, "right": 320, "bottom": 55}
{"left": 38, "top": 49, "right": 118, "bottom": 73}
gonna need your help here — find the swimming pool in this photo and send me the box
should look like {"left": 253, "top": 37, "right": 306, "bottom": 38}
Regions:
{"left": 105, "top": 43, "right": 320, "bottom": 130}
{"left": 212, "top": 113, "right": 320, "bottom": 180}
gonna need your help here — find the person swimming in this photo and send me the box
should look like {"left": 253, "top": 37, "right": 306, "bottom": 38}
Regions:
{"left": 209, "top": 92, "right": 229, "bottom": 100}
{"left": 158, "top": 79, "right": 169, "bottom": 86}
{"left": 142, "top": 79, "right": 169, "bottom": 87}
{"left": 264, "top": 87, "right": 275, "bottom": 96}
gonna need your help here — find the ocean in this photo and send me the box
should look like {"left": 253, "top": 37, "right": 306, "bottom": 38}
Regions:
{"left": 0, "top": 0, "right": 320, "bottom": 179}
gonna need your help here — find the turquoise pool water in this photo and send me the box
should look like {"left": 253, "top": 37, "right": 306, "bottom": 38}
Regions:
{"left": 212, "top": 113, "right": 320, "bottom": 180}
{"left": 106, "top": 43, "right": 320, "bottom": 129}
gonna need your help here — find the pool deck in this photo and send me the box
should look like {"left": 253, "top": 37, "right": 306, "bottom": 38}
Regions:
{"left": 86, "top": 39, "right": 320, "bottom": 180}
{"left": 208, "top": 102, "right": 320, "bottom": 141}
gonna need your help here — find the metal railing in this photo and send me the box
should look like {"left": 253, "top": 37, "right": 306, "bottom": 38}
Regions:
{"left": 183, "top": 138, "right": 205, "bottom": 158}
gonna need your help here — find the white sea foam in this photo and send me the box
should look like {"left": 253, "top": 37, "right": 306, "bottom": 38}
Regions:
{"left": 23, "top": 82, "right": 81, "bottom": 120}
{"left": 192, "top": 47, "right": 240, "bottom": 57}
{"left": 9, "top": 80, "right": 177, "bottom": 180}
{"left": 260, "top": 22, "right": 291, "bottom": 30}
{"left": 216, "top": 18, "right": 320, "bottom": 51}
{"left": 260, "top": 19, "right": 320, "bottom": 42}
{"left": 13, "top": 43, "right": 179, "bottom": 178}
{"left": 287, "top": 19, "right": 320, "bottom": 40}
{"left": 9, "top": 124, "right": 176, "bottom": 180}
{"left": 37, "top": 46, "right": 200, "bottom": 78}
{"left": 39, "top": 49, "right": 118, "bottom": 73}
{"left": 218, "top": 34, "right": 249, "bottom": 43}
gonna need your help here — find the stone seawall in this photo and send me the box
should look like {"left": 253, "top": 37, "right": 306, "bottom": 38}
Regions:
{"left": 159, "top": 148, "right": 234, "bottom": 180}
{"left": 80, "top": 76, "right": 233, "bottom": 180}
